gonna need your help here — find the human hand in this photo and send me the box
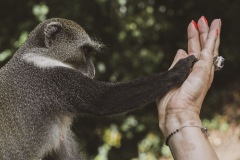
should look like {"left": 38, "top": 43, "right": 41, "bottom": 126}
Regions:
{"left": 157, "top": 17, "right": 221, "bottom": 136}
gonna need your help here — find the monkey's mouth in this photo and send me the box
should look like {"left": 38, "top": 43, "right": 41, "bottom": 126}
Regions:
{"left": 65, "top": 59, "right": 95, "bottom": 79}
{"left": 83, "top": 60, "right": 95, "bottom": 79}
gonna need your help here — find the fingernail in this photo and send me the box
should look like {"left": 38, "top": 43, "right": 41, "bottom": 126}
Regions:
{"left": 201, "top": 16, "right": 208, "bottom": 25}
{"left": 191, "top": 20, "right": 198, "bottom": 30}
{"left": 216, "top": 29, "right": 219, "bottom": 36}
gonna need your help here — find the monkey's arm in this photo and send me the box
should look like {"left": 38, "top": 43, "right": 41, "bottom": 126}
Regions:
{"left": 50, "top": 55, "right": 196, "bottom": 116}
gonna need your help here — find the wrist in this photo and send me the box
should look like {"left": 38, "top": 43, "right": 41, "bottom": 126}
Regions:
{"left": 159, "top": 110, "right": 202, "bottom": 137}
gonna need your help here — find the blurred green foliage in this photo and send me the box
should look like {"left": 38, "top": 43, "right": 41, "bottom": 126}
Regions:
{"left": 203, "top": 115, "right": 230, "bottom": 132}
{"left": 0, "top": 0, "right": 239, "bottom": 159}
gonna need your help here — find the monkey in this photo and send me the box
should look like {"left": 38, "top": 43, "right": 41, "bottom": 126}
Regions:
{"left": 0, "top": 18, "right": 196, "bottom": 160}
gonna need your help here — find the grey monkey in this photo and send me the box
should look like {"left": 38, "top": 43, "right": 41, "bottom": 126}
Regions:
{"left": 0, "top": 18, "right": 196, "bottom": 160}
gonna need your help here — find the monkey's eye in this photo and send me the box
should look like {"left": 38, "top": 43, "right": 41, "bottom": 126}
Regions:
{"left": 81, "top": 44, "right": 95, "bottom": 58}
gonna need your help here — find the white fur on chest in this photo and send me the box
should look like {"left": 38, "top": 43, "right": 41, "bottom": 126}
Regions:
{"left": 51, "top": 116, "right": 73, "bottom": 146}
{"left": 38, "top": 116, "right": 73, "bottom": 158}
{"left": 23, "top": 53, "right": 73, "bottom": 69}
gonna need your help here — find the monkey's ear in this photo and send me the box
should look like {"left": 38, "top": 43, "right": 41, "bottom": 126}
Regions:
{"left": 44, "top": 22, "right": 62, "bottom": 48}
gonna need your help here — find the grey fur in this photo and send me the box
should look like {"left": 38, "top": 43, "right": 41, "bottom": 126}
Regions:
{"left": 0, "top": 18, "right": 196, "bottom": 160}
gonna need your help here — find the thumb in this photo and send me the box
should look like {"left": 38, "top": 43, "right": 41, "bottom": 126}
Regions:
{"left": 169, "top": 49, "right": 188, "bottom": 70}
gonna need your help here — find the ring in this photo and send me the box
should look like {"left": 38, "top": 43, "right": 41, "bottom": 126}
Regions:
{"left": 213, "top": 56, "right": 225, "bottom": 71}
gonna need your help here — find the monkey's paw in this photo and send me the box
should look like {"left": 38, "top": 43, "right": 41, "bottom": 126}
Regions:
{"left": 169, "top": 55, "right": 198, "bottom": 84}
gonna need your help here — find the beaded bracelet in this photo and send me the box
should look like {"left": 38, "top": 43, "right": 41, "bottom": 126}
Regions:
{"left": 165, "top": 125, "right": 209, "bottom": 146}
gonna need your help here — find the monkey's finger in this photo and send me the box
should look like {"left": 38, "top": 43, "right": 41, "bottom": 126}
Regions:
{"left": 197, "top": 16, "right": 210, "bottom": 49}
{"left": 187, "top": 20, "right": 201, "bottom": 59}
{"left": 168, "top": 49, "right": 188, "bottom": 70}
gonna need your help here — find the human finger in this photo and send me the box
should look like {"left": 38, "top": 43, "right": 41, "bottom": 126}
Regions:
{"left": 187, "top": 20, "right": 201, "bottom": 59}
{"left": 168, "top": 49, "right": 188, "bottom": 70}
{"left": 208, "top": 19, "right": 222, "bottom": 87}
{"left": 209, "top": 19, "right": 221, "bottom": 57}
{"left": 200, "top": 27, "right": 218, "bottom": 65}
{"left": 197, "top": 16, "right": 209, "bottom": 49}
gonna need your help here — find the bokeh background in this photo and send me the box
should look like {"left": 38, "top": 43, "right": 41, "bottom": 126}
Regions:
{"left": 0, "top": 0, "right": 240, "bottom": 159}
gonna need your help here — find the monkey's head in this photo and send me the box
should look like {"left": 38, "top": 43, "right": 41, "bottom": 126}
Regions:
{"left": 23, "top": 18, "right": 102, "bottom": 79}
